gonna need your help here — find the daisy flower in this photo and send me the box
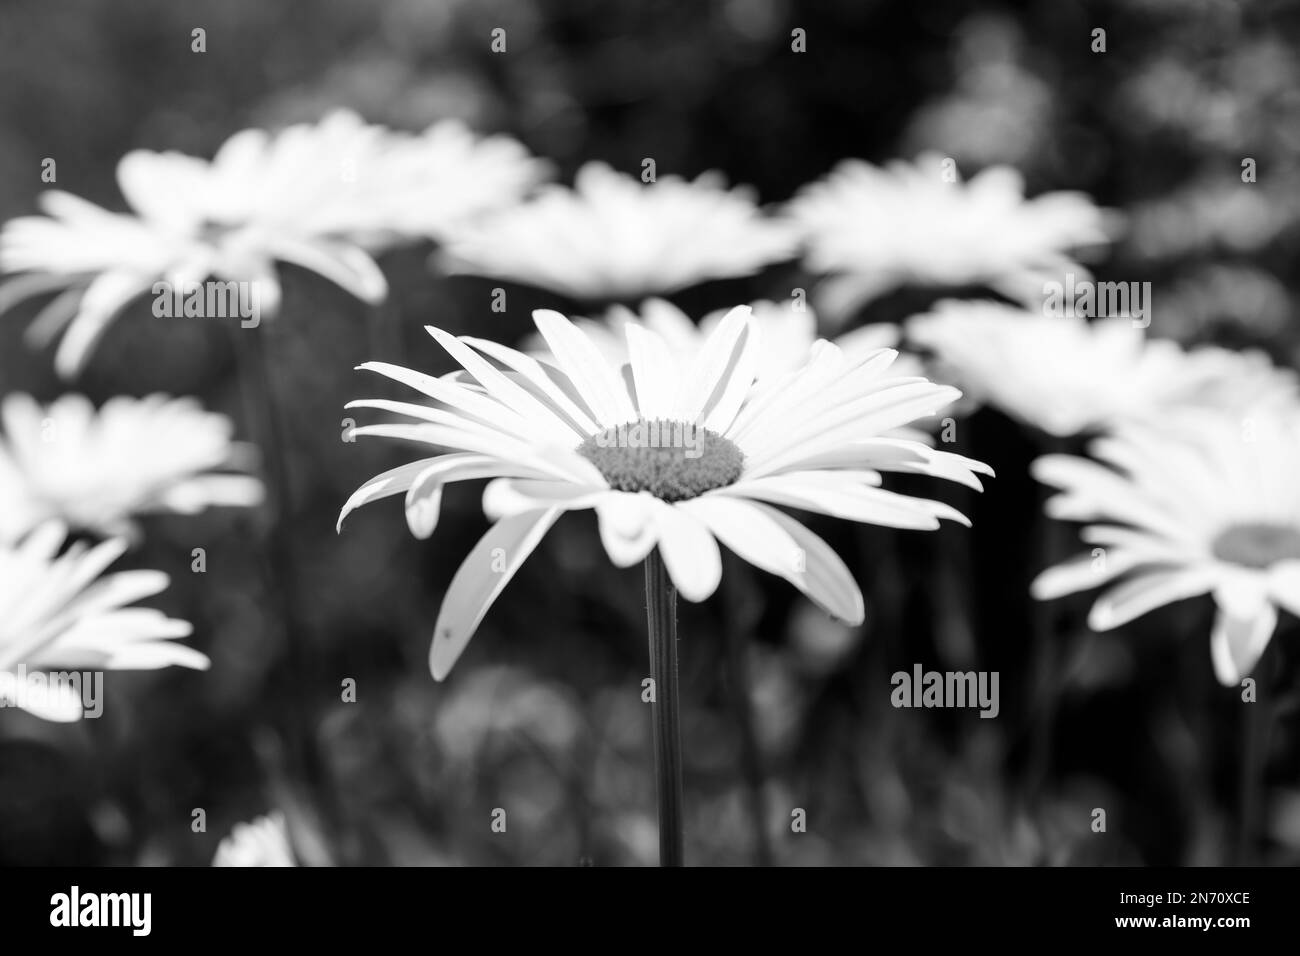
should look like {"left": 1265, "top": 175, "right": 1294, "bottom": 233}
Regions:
{"left": 101, "top": 112, "right": 546, "bottom": 248}
{"left": 338, "top": 305, "right": 992, "bottom": 679}
{"left": 437, "top": 162, "right": 797, "bottom": 302}
{"left": 907, "top": 300, "right": 1299, "bottom": 437}
{"left": 0, "top": 111, "right": 399, "bottom": 376}
{"left": 367, "top": 119, "right": 550, "bottom": 244}
{"left": 1032, "top": 410, "right": 1300, "bottom": 685}
{"left": 212, "top": 812, "right": 297, "bottom": 867}
{"left": 0, "top": 521, "right": 204, "bottom": 722}
{"left": 784, "top": 152, "right": 1114, "bottom": 315}
{"left": 0, "top": 192, "right": 208, "bottom": 377}
{"left": 0, "top": 393, "right": 263, "bottom": 543}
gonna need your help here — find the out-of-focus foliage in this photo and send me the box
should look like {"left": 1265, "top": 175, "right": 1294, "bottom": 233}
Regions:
{"left": 1, "top": 0, "right": 1298, "bottom": 865}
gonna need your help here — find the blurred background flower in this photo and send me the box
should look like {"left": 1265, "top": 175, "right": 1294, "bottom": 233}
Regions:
{"left": 437, "top": 162, "right": 797, "bottom": 304}
{"left": 1033, "top": 411, "right": 1300, "bottom": 685}
{"left": 360, "top": 120, "right": 550, "bottom": 245}
{"left": 212, "top": 811, "right": 297, "bottom": 867}
{"left": 556, "top": 298, "right": 926, "bottom": 384}
{"left": 907, "top": 301, "right": 1299, "bottom": 438}
{"left": 784, "top": 152, "right": 1116, "bottom": 320}
{"left": 0, "top": 113, "right": 402, "bottom": 376}
{"left": 0, "top": 393, "right": 262, "bottom": 542}
{"left": 0, "top": 522, "right": 204, "bottom": 722}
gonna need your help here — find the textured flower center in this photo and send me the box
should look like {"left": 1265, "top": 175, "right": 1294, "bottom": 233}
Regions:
{"left": 1211, "top": 522, "right": 1300, "bottom": 569}
{"left": 577, "top": 419, "right": 744, "bottom": 501}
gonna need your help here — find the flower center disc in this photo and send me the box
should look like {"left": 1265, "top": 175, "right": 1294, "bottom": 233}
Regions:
{"left": 1211, "top": 522, "right": 1300, "bottom": 569}
{"left": 577, "top": 419, "right": 744, "bottom": 501}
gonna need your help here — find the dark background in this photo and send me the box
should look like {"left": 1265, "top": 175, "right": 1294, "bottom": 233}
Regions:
{"left": 1, "top": 0, "right": 1299, "bottom": 865}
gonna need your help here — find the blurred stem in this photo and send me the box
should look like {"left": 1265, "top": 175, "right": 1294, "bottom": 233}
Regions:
{"left": 721, "top": 561, "right": 774, "bottom": 866}
{"left": 854, "top": 525, "right": 903, "bottom": 720}
{"left": 1236, "top": 644, "right": 1276, "bottom": 865}
{"left": 232, "top": 325, "right": 328, "bottom": 810}
{"left": 644, "top": 550, "right": 684, "bottom": 866}
{"left": 934, "top": 492, "right": 978, "bottom": 669}
{"left": 1025, "top": 435, "right": 1070, "bottom": 798}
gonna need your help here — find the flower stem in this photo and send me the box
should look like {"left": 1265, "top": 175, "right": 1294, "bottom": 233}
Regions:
{"left": 644, "top": 549, "right": 685, "bottom": 866}
{"left": 721, "top": 562, "right": 773, "bottom": 866}
{"left": 232, "top": 325, "right": 328, "bottom": 810}
{"left": 1025, "top": 435, "right": 1071, "bottom": 798}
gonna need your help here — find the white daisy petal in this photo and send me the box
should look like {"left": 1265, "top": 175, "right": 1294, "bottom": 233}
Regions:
{"left": 54, "top": 271, "right": 151, "bottom": 379}
{"left": 639, "top": 299, "right": 702, "bottom": 351}
{"left": 532, "top": 309, "right": 638, "bottom": 425}
{"left": 269, "top": 237, "right": 387, "bottom": 304}
{"left": 721, "top": 472, "right": 963, "bottom": 529}
{"left": 673, "top": 304, "right": 753, "bottom": 425}
{"left": 595, "top": 492, "right": 660, "bottom": 567}
{"left": 0, "top": 272, "right": 87, "bottom": 313}
{"left": 744, "top": 382, "right": 961, "bottom": 476}
{"left": 352, "top": 364, "right": 544, "bottom": 439}
{"left": 625, "top": 323, "right": 679, "bottom": 421}
{"left": 0, "top": 523, "right": 201, "bottom": 721}
{"left": 430, "top": 508, "right": 562, "bottom": 680}
{"left": 1266, "top": 561, "right": 1300, "bottom": 619}
{"left": 456, "top": 336, "right": 599, "bottom": 436}
{"left": 1209, "top": 599, "right": 1277, "bottom": 686}
{"left": 337, "top": 456, "right": 452, "bottom": 532}
{"left": 1034, "top": 453, "right": 1191, "bottom": 543}
{"left": 8, "top": 679, "right": 85, "bottom": 723}
{"left": 405, "top": 455, "right": 514, "bottom": 540}
{"left": 24, "top": 285, "right": 89, "bottom": 348}
{"left": 1031, "top": 550, "right": 1169, "bottom": 601}
{"left": 654, "top": 502, "right": 722, "bottom": 602}
{"left": 347, "top": 422, "right": 528, "bottom": 459}
{"left": 422, "top": 329, "right": 585, "bottom": 441}
{"left": 157, "top": 475, "right": 265, "bottom": 512}
{"left": 1087, "top": 567, "right": 1217, "bottom": 631}
{"left": 482, "top": 478, "right": 609, "bottom": 521}
{"left": 344, "top": 398, "right": 528, "bottom": 448}
{"left": 682, "top": 495, "right": 864, "bottom": 624}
